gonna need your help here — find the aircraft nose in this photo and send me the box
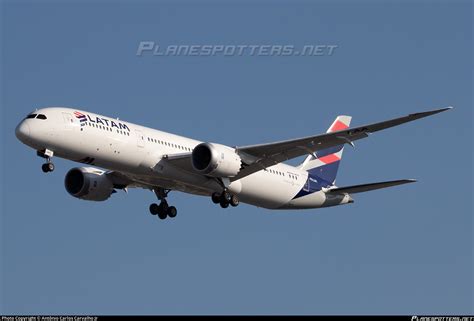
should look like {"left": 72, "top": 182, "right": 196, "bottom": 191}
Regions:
{"left": 15, "top": 121, "right": 30, "bottom": 142}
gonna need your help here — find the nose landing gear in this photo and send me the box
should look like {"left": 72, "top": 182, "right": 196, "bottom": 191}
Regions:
{"left": 37, "top": 149, "right": 55, "bottom": 173}
{"left": 41, "top": 162, "right": 55, "bottom": 173}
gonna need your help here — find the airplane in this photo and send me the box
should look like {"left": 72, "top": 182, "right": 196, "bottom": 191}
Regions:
{"left": 15, "top": 106, "right": 451, "bottom": 220}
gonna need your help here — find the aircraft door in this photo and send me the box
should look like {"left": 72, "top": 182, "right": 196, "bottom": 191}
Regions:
{"left": 135, "top": 130, "right": 145, "bottom": 148}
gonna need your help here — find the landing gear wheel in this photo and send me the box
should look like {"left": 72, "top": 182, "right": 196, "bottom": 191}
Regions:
{"left": 167, "top": 206, "right": 177, "bottom": 218}
{"left": 157, "top": 211, "right": 167, "bottom": 220}
{"left": 230, "top": 195, "right": 239, "bottom": 207}
{"left": 149, "top": 203, "right": 159, "bottom": 215}
{"left": 159, "top": 201, "right": 169, "bottom": 213}
{"left": 220, "top": 199, "right": 229, "bottom": 208}
{"left": 156, "top": 201, "right": 169, "bottom": 219}
{"left": 211, "top": 192, "right": 221, "bottom": 204}
{"left": 221, "top": 191, "right": 232, "bottom": 203}
{"left": 41, "top": 163, "right": 54, "bottom": 173}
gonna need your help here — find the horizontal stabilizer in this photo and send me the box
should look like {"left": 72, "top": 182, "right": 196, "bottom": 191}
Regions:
{"left": 327, "top": 179, "right": 417, "bottom": 194}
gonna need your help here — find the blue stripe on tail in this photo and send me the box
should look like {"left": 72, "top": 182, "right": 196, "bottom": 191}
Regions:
{"left": 293, "top": 173, "right": 333, "bottom": 199}
{"left": 307, "top": 160, "right": 341, "bottom": 185}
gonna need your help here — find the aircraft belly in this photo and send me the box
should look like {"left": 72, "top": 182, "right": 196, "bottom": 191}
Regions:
{"left": 280, "top": 191, "right": 352, "bottom": 209}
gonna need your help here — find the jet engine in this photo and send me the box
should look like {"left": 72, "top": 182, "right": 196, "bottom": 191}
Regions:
{"left": 64, "top": 167, "right": 114, "bottom": 201}
{"left": 192, "top": 143, "right": 242, "bottom": 177}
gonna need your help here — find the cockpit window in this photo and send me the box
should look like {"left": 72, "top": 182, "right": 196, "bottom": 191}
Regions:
{"left": 25, "top": 113, "right": 47, "bottom": 120}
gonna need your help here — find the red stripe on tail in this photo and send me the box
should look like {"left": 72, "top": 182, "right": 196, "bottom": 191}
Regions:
{"left": 318, "top": 154, "right": 340, "bottom": 164}
{"left": 330, "top": 120, "right": 349, "bottom": 132}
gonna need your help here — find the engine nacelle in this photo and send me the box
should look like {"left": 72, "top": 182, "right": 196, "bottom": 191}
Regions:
{"left": 192, "top": 142, "right": 242, "bottom": 177}
{"left": 64, "top": 167, "right": 114, "bottom": 201}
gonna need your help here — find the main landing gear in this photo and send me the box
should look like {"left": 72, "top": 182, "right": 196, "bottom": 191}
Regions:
{"left": 149, "top": 188, "right": 177, "bottom": 220}
{"left": 37, "top": 149, "right": 55, "bottom": 173}
{"left": 211, "top": 190, "right": 239, "bottom": 209}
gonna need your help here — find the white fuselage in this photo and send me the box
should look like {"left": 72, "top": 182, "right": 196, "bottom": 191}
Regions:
{"left": 15, "top": 107, "right": 351, "bottom": 209}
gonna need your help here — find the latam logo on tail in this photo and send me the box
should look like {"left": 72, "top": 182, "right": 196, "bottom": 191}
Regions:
{"left": 74, "top": 111, "right": 130, "bottom": 131}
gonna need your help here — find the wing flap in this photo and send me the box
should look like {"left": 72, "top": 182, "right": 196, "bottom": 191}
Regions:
{"left": 327, "top": 179, "right": 417, "bottom": 194}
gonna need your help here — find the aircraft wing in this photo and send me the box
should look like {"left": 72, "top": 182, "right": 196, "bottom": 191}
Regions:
{"left": 106, "top": 171, "right": 151, "bottom": 189}
{"left": 106, "top": 152, "right": 197, "bottom": 189}
{"left": 231, "top": 107, "right": 452, "bottom": 181}
{"left": 326, "top": 179, "right": 417, "bottom": 194}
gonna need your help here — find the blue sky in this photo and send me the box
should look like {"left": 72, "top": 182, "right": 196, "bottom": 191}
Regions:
{"left": 1, "top": 0, "right": 472, "bottom": 315}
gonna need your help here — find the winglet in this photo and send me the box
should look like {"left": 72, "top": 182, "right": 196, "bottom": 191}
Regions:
{"left": 410, "top": 106, "right": 453, "bottom": 118}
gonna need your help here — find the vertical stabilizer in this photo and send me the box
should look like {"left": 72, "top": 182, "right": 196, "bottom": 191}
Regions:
{"left": 299, "top": 116, "right": 352, "bottom": 184}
